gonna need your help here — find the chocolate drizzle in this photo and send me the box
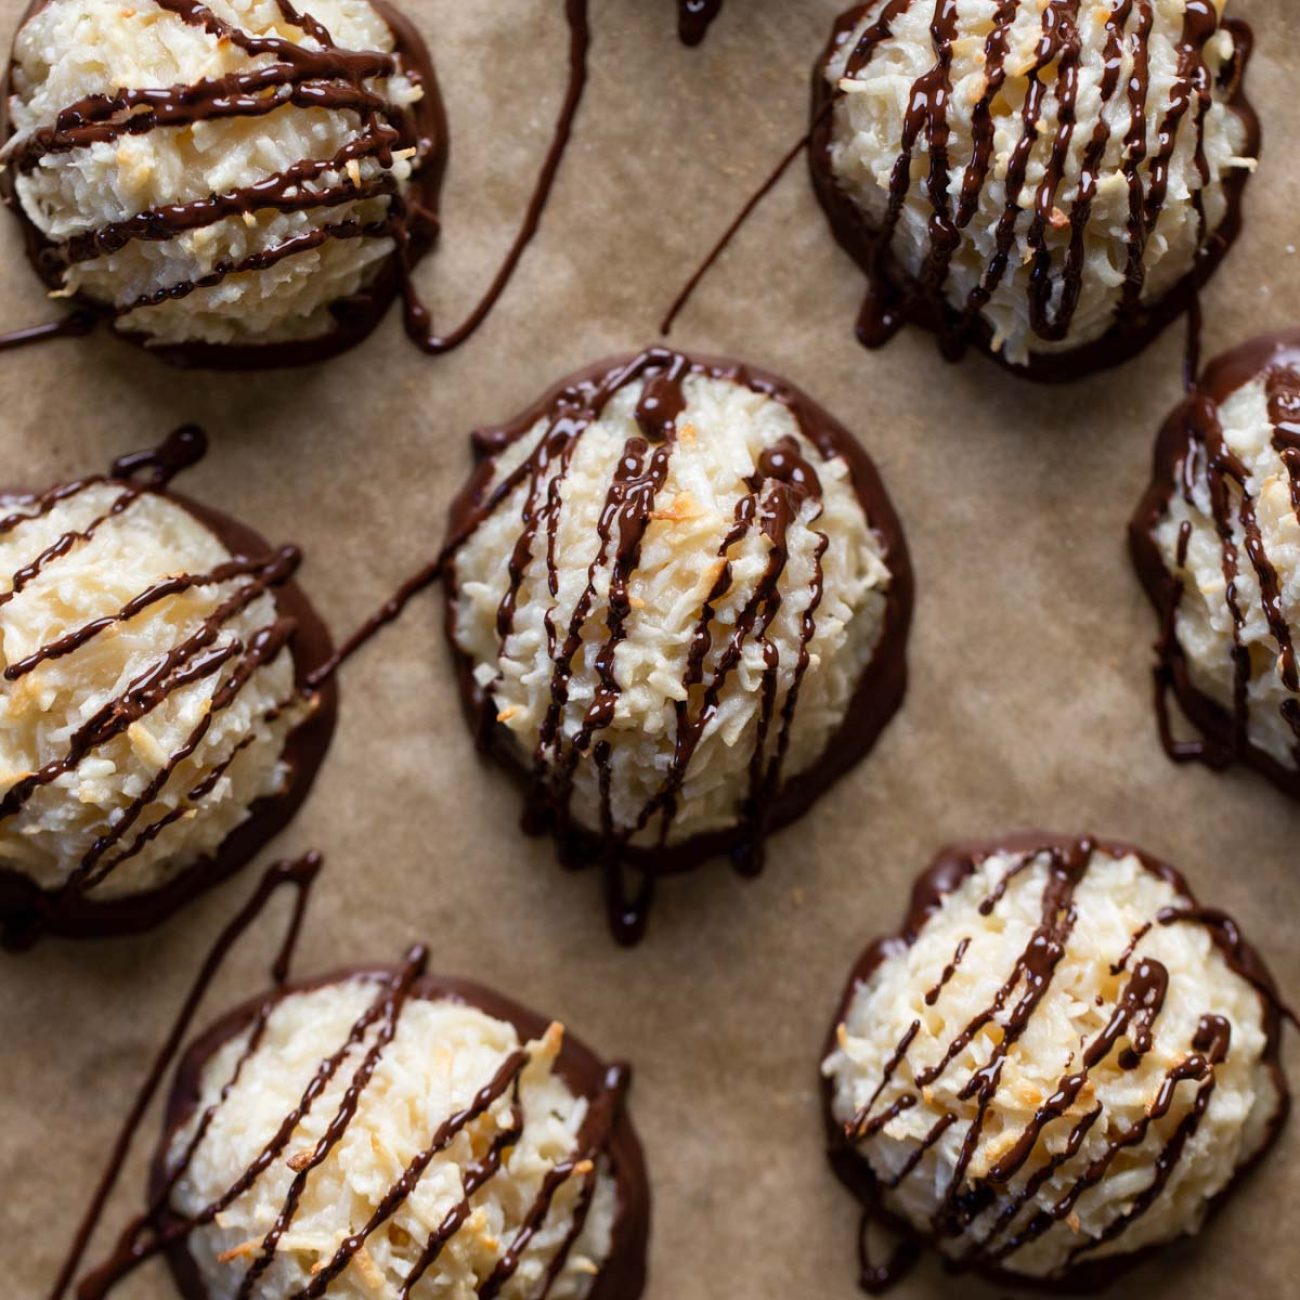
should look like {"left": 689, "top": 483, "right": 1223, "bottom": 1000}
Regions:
{"left": 47, "top": 852, "right": 323, "bottom": 1300}
{"left": 805, "top": 1, "right": 1260, "bottom": 381}
{"left": 824, "top": 833, "right": 1291, "bottom": 1293}
{"left": 0, "top": 0, "right": 592, "bottom": 369}
{"left": 63, "top": 954, "right": 649, "bottom": 1298}
{"left": 436, "top": 348, "right": 911, "bottom": 944}
{"left": 677, "top": 0, "right": 723, "bottom": 47}
{"left": 1130, "top": 330, "right": 1300, "bottom": 802}
{"left": 0, "top": 428, "right": 337, "bottom": 949}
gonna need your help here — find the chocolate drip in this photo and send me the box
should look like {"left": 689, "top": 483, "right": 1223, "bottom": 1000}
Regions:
{"left": 660, "top": 114, "right": 826, "bottom": 338}
{"left": 1131, "top": 331, "right": 1300, "bottom": 801}
{"left": 678, "top": 0, "right": 722, "bottom": 47}
{"left": 823, "top": 833, "right": 1292, "bottom": 1293}
{"left": 399, "top": 0, "right": 591, "bottom": 356}
{"left": 984, "top": 1014, "right": 1227, "bottom": 1268}
{"left": 438, "top": 348, "right": 912, "bottom": 944}
{"left": 48, "top": 853, "right": 322, "bottom": 1300}
{"left": 77, "top": 965, "right": 649, "bottom": 1300}
{"left": 109, "top": 424, "right": 209, "bottom": 486}
{"left": 0, "top": 430, "right": 337, "bottom": 948}
{"left": 0, "top": 0, "right": 592, "bottom": 369}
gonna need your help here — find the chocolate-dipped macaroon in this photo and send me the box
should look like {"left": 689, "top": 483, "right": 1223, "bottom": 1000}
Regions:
{"left": 0, "top": 0, "right": 444, "bottom": 367}
{"left": 811, "top": 1, "right": 1259, "bottom": 381}
{"left": 1132, "top": 330, "right": 1300, "bottom": 800}
{"left": 0, "top": 429, "right": 335, "bottom": 948}
{"left": 823, "top": 834, "right": 1290, "bottom": 1292}
{"left": 139, "top": 953, "right": 648, "bottom": 1300}
{"left": 442, "top": 347, "right": 912, "bottom": 943}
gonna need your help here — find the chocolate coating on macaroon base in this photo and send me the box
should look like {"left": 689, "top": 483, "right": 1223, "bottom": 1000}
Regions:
{"left": 1131, "top": 330, "right": 1300, "bottom": 801}
{"left": 0, "top": 441, "right": 337, "bottom": 950}
{"left": 822, "top": 832, "right": 1291, "bottom": 1294}
{"left": 0, "top": 0, "right": 446, "bottom": 370}
{"left": 441, "top": 347, "right": 912, "bottom": 942}
{"left": 809, "top": 3, "right": 1259, "bottom": 384}
{"left": 152, "top": 965, "right": 650, "bottom": 1300}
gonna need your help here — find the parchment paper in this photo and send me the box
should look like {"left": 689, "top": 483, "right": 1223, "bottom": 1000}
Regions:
{"left": 1, "top": 2, "right": 1298, "bottom": 1297}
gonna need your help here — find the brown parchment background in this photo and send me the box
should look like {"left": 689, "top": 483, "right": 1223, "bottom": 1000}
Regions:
{"left": 1, "top": 1, "right": 1298, "bottom": 1296}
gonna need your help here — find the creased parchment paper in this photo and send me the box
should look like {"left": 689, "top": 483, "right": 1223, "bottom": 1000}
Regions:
{"left": 1, "top": 2, "right": 1298, "bottom": 1297}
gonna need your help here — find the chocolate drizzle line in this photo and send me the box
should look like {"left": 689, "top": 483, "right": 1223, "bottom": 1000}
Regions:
{"left": 662, "top": 1, "right": 1258, "bottom": 382}
{"left": 428, "top": 348, "right": 911, "bottom": 945}
{"left": 0, "top": 0, "right": 591, "bottom": 369}
{"left": 1130, "top": 330, "right": 1300, "bottom": 803}
{"left": 0, "top": 428, "right": 337, "bottom": 949}
{"left": 823, "top": 833, "right": 1291, "bottom": 1294}
{"left": 677, "top": 0, "right": 723, "bottom": 48}
{"left": 65, "top": 963, "right": 650, "bottom": 1299}
{"left": 47, "top": 852, "right": 322, "bottom": 1300}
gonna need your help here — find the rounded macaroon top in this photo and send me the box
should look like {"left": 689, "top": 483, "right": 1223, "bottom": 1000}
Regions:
{"left": 0, "top": 433, "right": 333, "bottom": 947}
{"left": 444, "top": 348, "right": 911, "bottom": 940}
{"left": 823, "top": 834, "right": 1288, "bottom": 1289}
{"left": 1, "top": 0, "right": 440, "bottom": 362}
{"left": 1132, "top": 330, "right": 1300, "bottom": 802}
{"left": 814, "top": 0, "right": 1258, "bottom": 378}
{"left": 156, "top": 959, "right": 648, "bottom": 1300}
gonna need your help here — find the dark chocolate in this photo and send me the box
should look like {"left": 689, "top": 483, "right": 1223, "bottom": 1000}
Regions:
{"left": 0, "top": 0, "right": 591, "bottom": 370}
{"left": 678, "top": 0, "right": 723, "bottom": 46}
{"left": 806, "top": 1, "right": 1260, "bottom": 383}
{"left": 1130, "top": 329, "right": 1300, "bottom": 802}
{"left": 823, "top": 832, "right": 1291, "bottom": 1294}
{"left": 0, "top": 428, "right": 337, "bottom": 950}
{"left": 439, "top": 347, "right": 913, "bottom": 944}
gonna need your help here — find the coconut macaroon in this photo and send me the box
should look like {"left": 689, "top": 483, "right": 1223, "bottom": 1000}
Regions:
{"left": 1132, "top": 331, "right": 1300, "bottom": 801}
{"left": 443, "top": 348, "right": 912, "bottom": 943}
{"left": 152, "top": 960, "right": 649, "bottom": 1300}
{"left": 811, "top": 0, "right": 1259, "bottom": 379}
{"left": 0, "top": 430, "right": 334, "bottom": 948}
{"left": 822, "top": 835, "right": 1290, "bottom": 1290}
{"left": 0, "top": 0, "right": 442, "bottom": 364}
